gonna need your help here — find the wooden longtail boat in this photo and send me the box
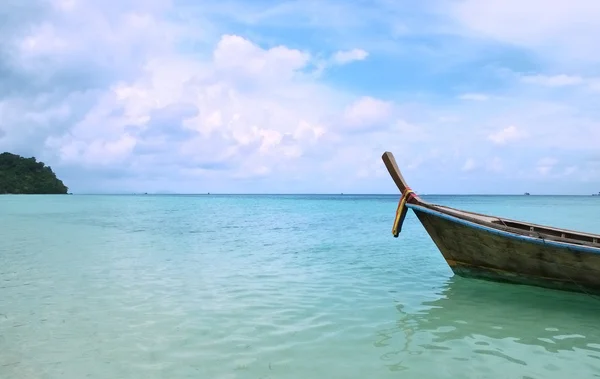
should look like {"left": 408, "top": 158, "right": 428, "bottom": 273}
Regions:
{"left": 382, "top": 151, "right": 600, "bottom": 295}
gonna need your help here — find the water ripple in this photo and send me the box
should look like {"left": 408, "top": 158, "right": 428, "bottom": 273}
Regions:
{"left": 2, "top": 194, "right": 600, "bottom": 378}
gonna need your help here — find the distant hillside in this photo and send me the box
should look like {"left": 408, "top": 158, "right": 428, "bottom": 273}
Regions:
{"left": 0, "top": 152, "right": 69, "bottom": 194}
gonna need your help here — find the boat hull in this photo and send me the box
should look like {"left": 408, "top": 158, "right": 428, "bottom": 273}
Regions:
{"left": 410, "top": 204, "right": 600, "bottom": 294}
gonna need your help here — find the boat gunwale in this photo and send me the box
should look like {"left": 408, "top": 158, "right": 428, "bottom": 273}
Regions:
{"left": 410, "top": 202, "right": 600, "bottom": 251}
{"left": 420, "top": 201, "right": 600, "bottom": 238}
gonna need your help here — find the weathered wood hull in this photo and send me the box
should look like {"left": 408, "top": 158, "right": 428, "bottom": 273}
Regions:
{"left": 410, "top": 204, "right": 600, "bottom": 294}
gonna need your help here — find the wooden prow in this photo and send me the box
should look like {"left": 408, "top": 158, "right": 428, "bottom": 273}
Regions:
{"left": 381, "top": 152, "right": 419, "bottom": 202}
{"left": 382, "top": 151, "right": 421, "bottom": 237}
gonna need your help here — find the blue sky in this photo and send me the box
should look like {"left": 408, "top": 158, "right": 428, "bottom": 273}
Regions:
{"left": 1, "top": 0, "right": 600, "bottom": 194}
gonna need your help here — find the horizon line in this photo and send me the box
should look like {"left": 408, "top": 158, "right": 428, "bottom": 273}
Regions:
{"left": 51, "top": 192, "right": 600, "bottom": 196}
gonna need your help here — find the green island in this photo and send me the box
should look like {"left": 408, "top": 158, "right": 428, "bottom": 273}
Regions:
{"left": 0, "top": 152, "right": 69, "bottom": 194}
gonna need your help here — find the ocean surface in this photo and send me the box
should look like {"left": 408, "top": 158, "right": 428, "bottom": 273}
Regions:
{"left": 2, "top": 194, "right": 600, "bottom": 379}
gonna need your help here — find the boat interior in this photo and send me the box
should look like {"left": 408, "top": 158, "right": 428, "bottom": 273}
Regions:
{"left": 421, "top": 202, "right": 600, "bottom": 248}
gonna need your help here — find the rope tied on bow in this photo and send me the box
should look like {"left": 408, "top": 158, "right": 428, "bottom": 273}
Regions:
{"left": 392, "top": 188, "right": 415, "bottom": 237}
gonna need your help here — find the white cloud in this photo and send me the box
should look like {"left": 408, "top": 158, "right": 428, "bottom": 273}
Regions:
{"left": 447, "top": 0, "right": 600, "bottom": 63}
{"left": 41, "top": 34, "right": 339, "bottom": 176}
{"left": 331, "top": 48, "right": 368, "bottom": 64}
{"left": 536, "top": 157, "right": 558, "bottom": 175}
{"left": 487, "top": 125, "right": 526, "bottom": 145}
{"left": 341, "top": 96, "right": 394, "bottom": 132}
{"left": 311, "top": 48, "right": 369, "bottom": 76}
{"left": 521, "top": 74, "right": 583, "bottom": 87}
{"left": 462, "top": 158, "right": 477, "bottom": 172}
{"left": 213, "top": 35, "right": 310, "bottom": 82}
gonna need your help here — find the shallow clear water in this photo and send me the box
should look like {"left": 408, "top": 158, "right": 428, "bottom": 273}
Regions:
{"left": 2, "top": 194, "right": 600, "bottom": 378}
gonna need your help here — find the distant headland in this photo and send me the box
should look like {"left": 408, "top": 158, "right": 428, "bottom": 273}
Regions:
{"left": 0, "top": 152, "right": 69, "bottom": 194}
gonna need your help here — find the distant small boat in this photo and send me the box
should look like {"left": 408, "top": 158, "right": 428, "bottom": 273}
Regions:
{"left": 524, "top": 192, "right": 530, "bottom": 196}
{"left": 381, "top": 151, "right": 600, "bottom": 295}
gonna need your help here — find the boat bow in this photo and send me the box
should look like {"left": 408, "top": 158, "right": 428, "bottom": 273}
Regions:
{"left": 381, "top": 150, "right": 600, "bottom": 295}
{"left": 382, "top": 151, "right": 421, "bottom": 237}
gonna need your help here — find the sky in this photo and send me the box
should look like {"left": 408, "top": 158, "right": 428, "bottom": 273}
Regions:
{"left": 1, "top": 0, "right": 600, "bottom": 194}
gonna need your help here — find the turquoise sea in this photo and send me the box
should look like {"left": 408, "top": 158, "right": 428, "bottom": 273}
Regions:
{"left": 2, "top": 194, "right": 600, "bottom": 379}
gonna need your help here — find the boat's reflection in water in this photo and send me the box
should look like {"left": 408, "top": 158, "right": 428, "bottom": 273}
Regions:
{"left": 376, "top": 277, "right": 600, "bottom": 376}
